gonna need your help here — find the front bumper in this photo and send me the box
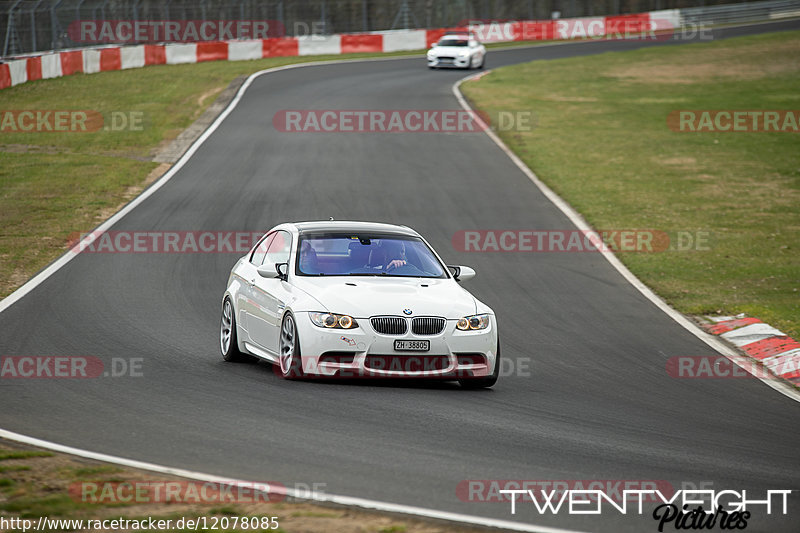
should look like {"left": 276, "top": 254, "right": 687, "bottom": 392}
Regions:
{"left": 294, "top": 312, "right": 497, "bottom": 379}
{"left": 428, "top": 55, "right": 471, "bottom": 68}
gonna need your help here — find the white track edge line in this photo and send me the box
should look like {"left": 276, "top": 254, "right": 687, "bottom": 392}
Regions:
{"left": 452, "top": 74, "right": 800, "bottom": 405}
{"left": 0, "top": 429, "right": 585, "bottom": 533}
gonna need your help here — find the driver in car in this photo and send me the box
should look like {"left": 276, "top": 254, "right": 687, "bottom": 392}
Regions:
{"left": 299, "top": 241, "right": 320, "bottom": 274}
{"left": 382, "top": 240, "right": 407, "bottom": 271}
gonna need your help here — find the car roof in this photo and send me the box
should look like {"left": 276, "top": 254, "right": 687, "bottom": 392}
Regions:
{"left": 289, "top": 220, "right": 420, "bottom": 236}
{"left": 441, "top": 33, "right": 473, "bottom": 39}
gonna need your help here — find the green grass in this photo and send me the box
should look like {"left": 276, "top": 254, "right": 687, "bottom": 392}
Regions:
{"left": 208, "top": 505, "right": 241, "bottom": 515}
{"left": 378, "top": 525, "right": 407, "bottom": 533}
{"left": 462, "top": 30, "right": 800, "bottom": 339}
{"left": 288, "top": 510, "right": 340, "bottom": 518}
{"left": 62, "top": 465, "right": 123, "bottom": 477}
{"left": 0, "top": 451, "right": 53, "bottom": 460}
{"left": 0, "top": 465, "right": 31, "bottom": 472}
{"left": 0, "top": 493, "right": 95, "bottom": 518}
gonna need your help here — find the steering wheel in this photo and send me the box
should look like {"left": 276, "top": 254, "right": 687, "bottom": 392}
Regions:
{"left": 385, "top": 259, "right": 405, "bottom": 272}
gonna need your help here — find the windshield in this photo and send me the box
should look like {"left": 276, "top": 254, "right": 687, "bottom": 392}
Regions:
{"left": 437, "top": 38, "right": 469, "bottom": 47}
{"left": 296, "top": 233, "right": 447, "bottom": 278}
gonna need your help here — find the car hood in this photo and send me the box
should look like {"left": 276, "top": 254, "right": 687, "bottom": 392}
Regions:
{"left": 430, "top": 46, "right": 471, "bottom": 56}
{"left": 291, "top": 276, "right": 477, "bottom": 319}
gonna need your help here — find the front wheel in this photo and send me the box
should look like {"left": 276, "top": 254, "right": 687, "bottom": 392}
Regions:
{"left": 459, "top": 340, "right": 500, "bottom": 389}
{"left": 478, "top": 55, "right": 485, "bottom": 69}
{"left": 278, "top": 312, "right": 305, "bottom": 379}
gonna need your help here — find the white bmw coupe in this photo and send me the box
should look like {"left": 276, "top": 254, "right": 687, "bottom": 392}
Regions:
{"left": 427, "top": 32, "right": 486, "bottom": 69}
{"left": 220, "top": 221, "right": 499, "bottom": 388}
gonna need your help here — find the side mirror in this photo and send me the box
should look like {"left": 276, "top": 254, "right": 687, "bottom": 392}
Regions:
{"left": 257, "top": 262, "right": 288, "bottom": 281}
{"left": 448, "top": 265, "right": 476, "bottom": 282}
{"left": 276, "top": 262, "right": 288, "bottom": 281}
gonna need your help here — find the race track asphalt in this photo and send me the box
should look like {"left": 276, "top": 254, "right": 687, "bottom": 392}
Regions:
{"left": 1, "top": 19, "right": 799, "bottom": 533}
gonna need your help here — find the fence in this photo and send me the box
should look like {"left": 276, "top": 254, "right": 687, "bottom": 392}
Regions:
{"left": 677, "top": 0, "right": 800, "bottom": 26}
{"left": 3, "top": 0, "right": 792, "bottom": 57}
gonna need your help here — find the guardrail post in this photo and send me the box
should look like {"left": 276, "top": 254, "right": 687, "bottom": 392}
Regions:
{"left": 75, "top": 0, "right": 87, "bottom": 31}
{"left": 3, "top": 0, "right": 23, "bottom": 57}
{"left": 30, "top": 0, "right": 47, "bottom": 54}
{"left": 50, "top": 0, "right": 65, "bottom": 50}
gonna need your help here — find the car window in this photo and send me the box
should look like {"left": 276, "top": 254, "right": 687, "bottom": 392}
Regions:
{"left": 296, "top": 233, "right": 447, "bottom": 278}
{"left": 250, "top": 232, "right": 274, "bottom": 265}
{"left": 438, "top": 38, "right": 469, "bottom": 47}
{"left": 265, "top": 230, "right": 292, "bottom": 265}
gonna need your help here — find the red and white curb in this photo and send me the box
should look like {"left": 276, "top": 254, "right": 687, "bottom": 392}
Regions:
{"left": 0, "top": 10, "right": 679, "bottom": 91}
{"left": 702, "top": 315, "right": 800, "bottom": 386}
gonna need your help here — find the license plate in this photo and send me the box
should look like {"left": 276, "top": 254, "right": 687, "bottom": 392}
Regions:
{"left": 394, "top": 340, "right": 430, "bottom": 352}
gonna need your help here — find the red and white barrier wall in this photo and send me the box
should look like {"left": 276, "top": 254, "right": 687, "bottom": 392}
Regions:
{"left": 0, "top": 10, "right": 682, "bottom": 90}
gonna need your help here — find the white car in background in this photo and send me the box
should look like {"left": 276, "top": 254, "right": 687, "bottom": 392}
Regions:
{"left": 220, "top": 221, "right": 499, "bottom": 388}
{"left": 427, "top": 33, "right": 486, "bottom": 69}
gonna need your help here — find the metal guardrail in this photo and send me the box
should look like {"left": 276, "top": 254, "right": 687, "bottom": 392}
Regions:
{"left": 677, "top": 0, "right": 800, "bottom": 27}
{"left": 2, "top": 0, "right": 799, "bottom": 58}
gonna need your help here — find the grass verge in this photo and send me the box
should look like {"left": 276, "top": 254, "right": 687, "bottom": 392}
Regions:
{"left": 0, "top": 439, "right": 475, "bottom": 532}
{"left": 461, "top": 30, "right": 800, "bottom": 339}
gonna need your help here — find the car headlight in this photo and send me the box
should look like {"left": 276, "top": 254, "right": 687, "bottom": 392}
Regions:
{"left": 456, "top": 314, "right": 490, "bottom": 330}
{"left": 309, "top": 312, "right": 358, "bottom": 329}
{"left": 458, "top": 50, "right": 469, "bottom": 57}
